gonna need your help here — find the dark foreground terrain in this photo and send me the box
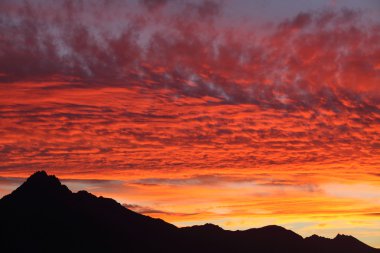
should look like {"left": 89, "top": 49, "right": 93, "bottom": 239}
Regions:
{"left": 0, "top": 171, "right": 379, "bottom": 253}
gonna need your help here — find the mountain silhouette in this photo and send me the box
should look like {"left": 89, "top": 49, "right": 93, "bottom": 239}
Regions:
{"left": 0, "top": 171, "right": 378, "bottom": 253}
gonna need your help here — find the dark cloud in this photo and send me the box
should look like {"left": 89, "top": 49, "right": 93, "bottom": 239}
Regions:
{"left": 0, "top": 1, "right": 378, "bottom": 113}
{"left": 0, "top": 176, "right": 123, "bottom": 189}
{"left": 187, "top": 0, "right": 222, "bottom": 19}
{"left": 123, "top": 203, "right": 199, "bottom": 216}
{"left": 132, "top": 174, "right": 320, "bottom": 196}
{"left": 62, "top": 178, "right": 124, "bottom": 185}
{"left": 365, "top": 213, "right": 380, "bottom": 216}
{"left": 133, "top": 175, "right": 227, "bottom": 186}
{"left": 140, "top": 0, "right": 170, "bottom": 11}
{"left": 0, "top": 176, "right": 23, "bottom": 185}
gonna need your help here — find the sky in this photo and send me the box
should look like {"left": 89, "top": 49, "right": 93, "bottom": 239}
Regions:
{"left": 0, "top": 0, "right": 380, "bottom": 248}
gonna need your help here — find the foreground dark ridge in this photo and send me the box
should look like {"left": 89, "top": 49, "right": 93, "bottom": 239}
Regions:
{"left": 0, "top": 171, "right": 378, "bottom": 253}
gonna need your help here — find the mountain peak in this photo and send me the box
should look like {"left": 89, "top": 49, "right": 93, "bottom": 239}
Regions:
{"left": 307, "top": 234, "right": 324, "bottom": 239}
{"left": 335, "top": 234, "right": 353, "bottom": 239}
{"left": 27, "top": 170, "right": 50, "bottom": 182}
{"left": 334, "top": 234, "right": 366, "bottom": 246}
{"left": 10, "top": 170, "right": 71, "bottom": 198}
{"left": 190, "top": 223, "right": 224, "bottom": 231}
{"left": 25, "top": 170, "right": 62, "bottom": 187}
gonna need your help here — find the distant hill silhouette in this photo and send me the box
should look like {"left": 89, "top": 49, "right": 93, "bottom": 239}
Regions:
{"left": 0, "top": 171, "right": 378, "bottom": 253}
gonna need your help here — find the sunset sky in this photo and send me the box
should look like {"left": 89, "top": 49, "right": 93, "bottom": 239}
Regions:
{"left": 0, "top": 0, "right": 380, "bottom": 248}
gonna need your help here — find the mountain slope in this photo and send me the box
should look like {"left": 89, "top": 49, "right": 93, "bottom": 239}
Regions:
{"left": 0, "top": 171, "right": 176, "bottom": 253}
{"left": 0, "top": 171, "right": 378, "bottom": 253}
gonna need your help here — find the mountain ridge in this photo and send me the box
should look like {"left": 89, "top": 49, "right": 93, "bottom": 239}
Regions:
{"left": 0, "top": 171, "right": 378, "bottom": 253}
